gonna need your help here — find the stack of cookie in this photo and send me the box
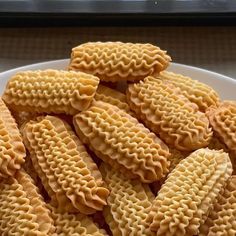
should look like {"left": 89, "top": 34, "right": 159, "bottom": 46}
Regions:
{"left": 0, "top": 42, "right": 235, "bottom": 235}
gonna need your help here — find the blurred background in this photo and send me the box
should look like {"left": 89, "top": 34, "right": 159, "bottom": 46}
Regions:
{"left": 0, "top": 0, "right": 235, "bottom": 78}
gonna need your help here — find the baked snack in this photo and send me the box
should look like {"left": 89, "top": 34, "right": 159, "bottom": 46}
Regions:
{"left": 68, "top": 42, "right": 171, "bottom": 82}
{"left": 207, "top": 101, "right": 236, "bottom": 154}
{"left": 0, "top": 170, "right": 55, "bottom": 235}
{"left": 48, "top": 204, "right": 108, "bottom": 235}
{"left": 2, "top": 69, "right": 99, "bottom": 115}
{"left": 100, "top": 163, "right": 155, "bottom": 236}
{"left": 73, "top": 101, "right": 170, "bottom": 183}
{"left": 95, "top": 84, "right": 132, "bottom": 114}
{"left": 159, "top": 71, "right": 220, "bottom": 111}
{"left": 199, "top": 176, "right": 236, "bottom": 236}
{"left": 0, "top": 97, "right": 25, "bottom": 178}
{"left": 147, "top": 148, "right": 232, "bottom": 235}
{"left": 22, "top": 115, "right": 109, "bottom": 214}
{"left": 150, "top": 148, "right": 189, "bottom": 195}
{"left": 127, "top": 76, "right": 212, "bottom": 151}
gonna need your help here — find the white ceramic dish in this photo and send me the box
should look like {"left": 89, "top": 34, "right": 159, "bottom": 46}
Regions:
{"left": 0, "top": 59, "right": 236, "bottom": 100}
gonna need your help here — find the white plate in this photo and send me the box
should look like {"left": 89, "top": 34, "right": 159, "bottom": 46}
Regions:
{"left": 0, "top": 59, "right": 236, "bottom": 100}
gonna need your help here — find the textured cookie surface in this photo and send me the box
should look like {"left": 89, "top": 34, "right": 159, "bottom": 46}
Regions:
{"left": 100, "top": 163, "right": 155, "bottom": 236}
{"left": 95, "top": 84, "right": 132, "bottom": 114}
{"left": 147, "top": 148, "right": 232, "bottom": 236}
{"left": 159, "top": 71, "right": 220, "bottom": 111}
{"left": 207, "top": 101, "right": 236, "bottom": 153}
{"left": 73, "top": 101, "right": 170, "bottom": 183}
{"left": 150, "top": 148, "right": 189, "bottom": 195}
{"left": 0, "top": 170, "right": 55, "bottom": 236}
{"left": 0, "top": 97, "right": 25, "bottom": 178}
{"left": 2, "top": 69, "right": 99, "bottom": 115}
{"left": 127, "top": 76, "right": 212, "bottom": 151}
{"left": 68, "top": 42, "right": 171, "bottom": 82}
{"left": 22, "top": 115, "right": 109, "bottom": 214}
{"left": 199, "top": 175, "right": 236, "bottom": 236}
{"left": 48, "top": 205, "right": 108, "bottom": 235}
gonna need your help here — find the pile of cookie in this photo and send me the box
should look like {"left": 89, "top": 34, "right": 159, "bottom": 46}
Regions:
{"left": 0, "top": 42, "right": 235, "bottom": 235}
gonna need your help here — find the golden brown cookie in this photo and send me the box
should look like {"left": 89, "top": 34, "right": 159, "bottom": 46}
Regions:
{"left": 22, "top": 115, "right": 109, "bottom": 214}
{"left": 127, "top": 76, "right": 212, "bottom": 151}
{"left": 207, "top": 101, "right": 236, "bottom": 154}
{"left": 68, "top": 42, "right": 171, "bottom": 82}
{"left": 2, "top": 69, "right": 99, "bottom": 115}
{"left": 147, "top": 148, "right": 232, "bottom": 236}
{"left": 0, "top": 97, "right": 25, "bottom": 178}
{"left": 73, "top": 101, "right": 170, "bottom": 183}
{"left": 199, "top": 176, "right": 236, "bottom": 236}
{"left": 0, "top": 170, "right": 55, "bottom": 235}
{"left": 159, "top": 71, "right": 220, "bottom": 111}
{"left": 48, "top": 204, "right": 108, "bottom": 235}
{"left": 100, "top": 163, "right": 155, "bottom": 236}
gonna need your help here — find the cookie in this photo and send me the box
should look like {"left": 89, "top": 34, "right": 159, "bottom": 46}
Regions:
{"left": 73, "top": 101, "right": 170, "bottom": 183}
{"left": 150, "top": 148, "right": 189, "bottom": 195}
{"left": 159, "top": 71, "right": 220, "bottom": 111}
{"left": 0, "top": 170, "right": 55, "bottom": 235}
{"left": 22, "top": 115, "right": 109, "bottom": 214}
{"left": 127, "top": 76, "right": 212, "bottom": 151}
{"left": 2, "top": 69, "right": 99, "bottom": 115}
{"left": 147, "top": 148, "right": 232, "bottom": 235}
{"left": 0, "top": 97, "right": 25, "bottom": 178}
{"left": 199, "top": 176, "right": 236, "bottom": 236}
{"left": 68, "top": 42, "right": 171, "bottom": 82}
{"left": 207, "top": 101, "right": 236, "bottom": 154}
{"left": 100, "top": 163, "right": 155, "bottom": 236}
{"left": 48, "top": 204, "right": 108, "bottom": 235}
{"left": 95, "top": 84, "right": 132, "bottom": 114}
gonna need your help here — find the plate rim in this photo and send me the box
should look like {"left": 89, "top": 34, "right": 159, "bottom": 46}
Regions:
{"left": 0, "top": 58, "right": 235, "bottom": 85}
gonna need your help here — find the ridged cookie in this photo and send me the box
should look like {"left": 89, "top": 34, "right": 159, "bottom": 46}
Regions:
{"left": 95, "top": 84, "right": 132, "bottom": 114}
{"left": 199, "top": 176, "right": 236, "bottom": 236}
{"left": 48, "top": 204, "right": 108, "bottom": 235}
{"left": 22, "top": 115, "right": 109, "bottom": 214}
{"left": 68, "top": 42, "right": 171, "bottom": 82}
{"left": 23, "top": 154, "right": 48, "bottom": 199}
{"left": 0, "top": 170, "right": 55, "bottom": 235}
{"left": 159, "top": 71, "right": 220, "bottom": 111}
{"left": 150, "top": 148, "right": 189, "bottom": 195}
{"left": 100, "top": 163, "right": 155, "bottom": 236}
{"left": 0, "top": 97, "right": 25, "bottom": 178}
{"left": 73, "top": 101, "right": 170, "bottom": 183}
{"left": 207, "top": 101, "right": 236, "bottom": 154}
{"left": 2, "top": 69, "right": 99, "bottom": 115}
{"left": 127, "top": 76, "right": 212, "bottom": 151}
{"left": 147, "top": 148, "right": 232, "bottom": 236}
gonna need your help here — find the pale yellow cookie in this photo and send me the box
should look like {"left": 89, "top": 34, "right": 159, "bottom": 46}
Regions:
{"left": 0, "top": 97, "right": 25, "bottom": 178}
{"left": 48, "top": 204, "right": 108, "bottom": 235}
{"left": 199, "top": 176, "right": 236, "bottom": 236}
{"left": 127, "top": 76, "right": 212, "bottom": 151}
{"left": 159, "top": 71, "right": 220, "bottom": 111}
{"left": 100, "top": 163, "right": 155, "bottom": 236}
{"left": 147, "top": 148, "right": 232, "bottom": 236}
{"left": 73, "top": 101, "right": 170, "bottom": 183}
{"left": 95, "top": 84, "right": 132, "bottom": 114}
{"left": 2, "top": 69, "right": 99, "bottom": 115}
{"left": 207, "top": 101, "right": 236, "bottom": 154}
{"left": 0, "top": 170, "right": 55, "bottom": 235}
{"left": 22, "top": 115, "right": 109, "bottom": 214}
{"left": 69, "top": 42, "right": 171, "bottom": 82}
{"left": 150, "top": 148, "right": 189, "bottom": 195}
